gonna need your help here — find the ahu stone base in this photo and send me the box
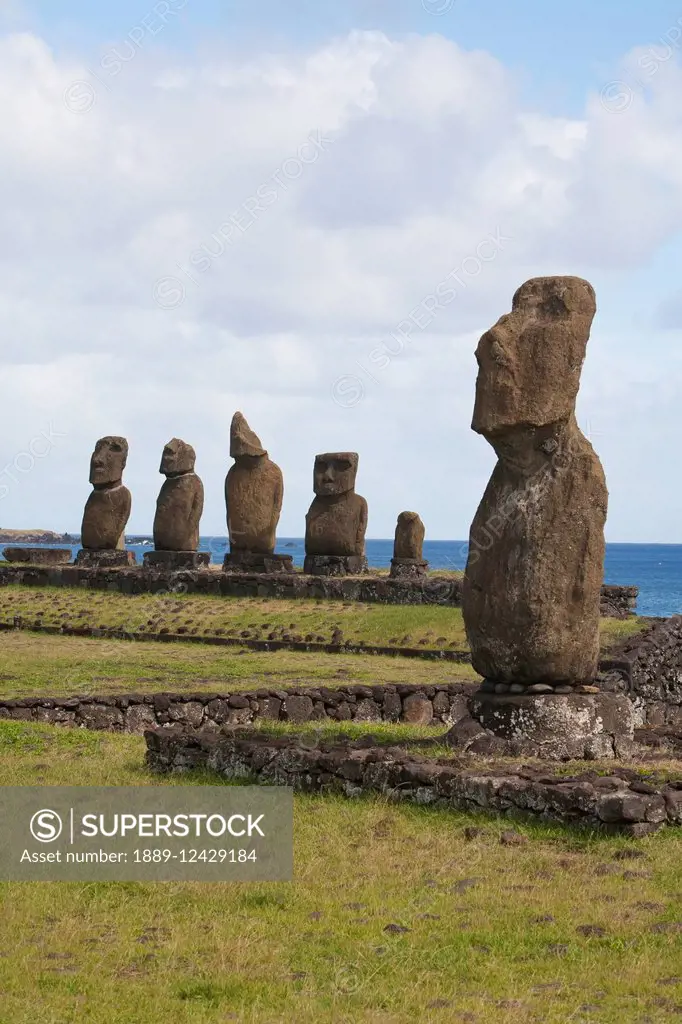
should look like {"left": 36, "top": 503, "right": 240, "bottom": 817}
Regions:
{"left": 389, "top": 558, "right": 429, "bottom": 579}
{"left": 222, "top": 551, "right": 294, "bottom": 574}
{"left": 74, "top": 549, "right": 137, "bottom": 568}
{"left": 303, "top": 554, "right": 368, "bottom": 577}
{"left": 143, "top": 550, "right": 210, "bottom": 570}
{"left": 462, "top": 692, "right": 636, "bottom": 760}
{"left": 2, "top": 547, "right": 71, "bottom": 566}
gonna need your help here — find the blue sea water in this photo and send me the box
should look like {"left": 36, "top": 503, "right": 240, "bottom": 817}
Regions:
{"left": 27, "top": 538, "right": 682, "bottom": 618}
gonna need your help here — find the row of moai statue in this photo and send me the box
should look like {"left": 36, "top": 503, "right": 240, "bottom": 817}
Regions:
{"left": 75, "top": 413, "right": 428, "bottom": 577}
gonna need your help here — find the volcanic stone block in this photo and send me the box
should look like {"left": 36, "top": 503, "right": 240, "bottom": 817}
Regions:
{"left": 75, "top": 549, "right": 136, "bottom": 567}
{"left": 153, "top": 438, "right": 204, "bottom": 553}
{"left": 2, "top": 547, "right": 71, "bottom": 566}
{"left": 143, "top": 551, "right": 210, "bottom": 570}
{"left": 468, "top": 692, "right": 634, "bottom": 760}
{"left": 223, "top": 550, "right": 293, "bottom": 573}
{"left": 304, "top": 452, "right": 368, "bottom": 575}
{"left": 462, "top": 277, "right": 608, "bottom": 685}
{"left": 225, "top": 412, "right": 284, "bottom": 564}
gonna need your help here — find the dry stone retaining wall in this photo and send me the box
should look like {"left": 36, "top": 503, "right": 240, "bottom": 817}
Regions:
{"left": 0, "top": 563, "right": 638, "bottom": 614}
{"left": 0, "top": 682, "right": 477, "bottom": 733}
{"left": 144, "top": 727, "right": 682, "bottom": 835}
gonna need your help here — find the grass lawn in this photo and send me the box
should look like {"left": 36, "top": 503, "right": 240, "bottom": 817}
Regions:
{"left": 0, "top": 631, "right": 479, "bottom": 699}
{"left": 0, "top": 585, "right": 648, "bottom": 653}
{"left": 1, "top": 719, "right": 682, "bottom": 1023}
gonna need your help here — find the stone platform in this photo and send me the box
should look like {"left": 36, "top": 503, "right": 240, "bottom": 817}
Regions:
{"left": 303, "top": 554, "right": 368, "bottom": 576}
{"left": 462, "top": 691, "right": 635, "bottom": 760}
{"left": 389, "top": 558, "right": 428, "bottom": 579}
{"left": 74, "top": 549, "right": 136, "bottom": 567}
{"left": 143, "top": 551, "right": 210, "bottom": 570}
{"left": 2, "top": 546, "right": 71, "bottom": 566}
{"left": 222, "top": 551, "right": 294, "bottom": 574}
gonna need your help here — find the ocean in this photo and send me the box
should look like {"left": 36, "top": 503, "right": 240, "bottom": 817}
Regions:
{"left": 19, "top": 538, "right": 682, "bottom": 618}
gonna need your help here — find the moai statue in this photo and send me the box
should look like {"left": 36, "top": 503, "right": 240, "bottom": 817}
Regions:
{"left": 304, "top": 452, "right": 368, "bottom": 576}
{"left": 223, "top": 412, "right": 292, "bottom": 573}
{"left": 144, "top": 438, "right": 208, "bottom": 570}
{"left": 390, "top": 511, "right": 428, "bottom": 578}
{"left": 462, "top": 276, "right": 608, "bottom": 695}
{"left": 76, "top": 436, "right": 134, "bottom": 566}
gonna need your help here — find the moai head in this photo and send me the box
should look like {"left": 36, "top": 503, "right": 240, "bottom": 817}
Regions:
{"left": 230, "top": 412, "right": 266, "bottom": 461}
{"left": 472, "top": 277, "right": 597, "bottom": 439}
{"left": 313, "top": 452, "right": 358, "bottom": 498}
{"left": 160, "top": 438, "right": 195, "bottom": 476}
{"left": 89, "top": 436, "right": 128, "bottom": 487}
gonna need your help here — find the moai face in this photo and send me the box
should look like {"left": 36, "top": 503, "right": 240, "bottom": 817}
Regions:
{"left": 89, "top": 436, "right": 128, "bottom": 487}
{"left": 160, "top": 438, "right": 195, "bottom": 476}
{"left": 472, "top": 277, "right": 597, "bottom": 439}
{"left": 313, "top": 453, "right": 358, "bottom": 497}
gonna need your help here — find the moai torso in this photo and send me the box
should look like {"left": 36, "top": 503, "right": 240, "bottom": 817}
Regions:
{"left": 80, "top": 436, "right": 131, "bottom": 550}
{"left": 393, "top": 511, "right": 425, "bottom": 560}
{"left": 304, "top": 453, "right": 367, "bottom": 557}
{"left": 153, "top": 439, "right": 204, "bottom": 551}
{"left": 462, "top": 277, "right": 608, "bottom": 685}
{"left": 225, "top": 413, "right": 283, "bottom": 554}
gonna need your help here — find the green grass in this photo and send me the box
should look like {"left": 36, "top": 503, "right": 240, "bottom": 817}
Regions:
{"left": 1, "top": 719, "right": 682, "bottom": 1023}
{"left": 0, "top": 631, "right": 479, "bottom": 699}
{"left": 0, "top": 585, "right": 470, "bottom": 650}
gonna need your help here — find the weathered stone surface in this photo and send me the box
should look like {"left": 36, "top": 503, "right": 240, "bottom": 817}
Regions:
{"left": 468, "top": 692, "right": 635, "bottom": 760}
{"left": 81, "top": 436, "right": 132, "bottom": 551}
{"left": 75, "top": 549, "right": 136, "bottom": 567}
{"left": 144, "top": 551, "right": 209, "bottom": 569}
{"left": 463, "top": 277, "right": 607, "bottom": 685}
{"left": 402, "top": 693, "right": 434, "bottom": 725}
{"left": 2, "top": 547, "right": 71, "bottom": 565}
{"left": 390, "top": 558, "right": 428, "bottom": 579}
{"left": 303, "top": 554, "right": 368, "bottom": 576}
{"left": 145, "top": 728, "right": 682, "bottom": 832}
{"left": 393, "top": 512, "right": 425, "bottom": 560}
{"left": 225, "top": 412, "right": 283, "bottom": 558}
{"left": 305, "top": 453, "right": 368, "bottom": 568}
{"left": 223, "top": 550, "right": 293, "bottom": 574}
{"left": 153, "top": 438, "right": 204, "bottom": 552}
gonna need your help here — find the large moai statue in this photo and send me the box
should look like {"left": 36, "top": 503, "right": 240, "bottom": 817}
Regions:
{"left": 304, "top": 452, "right": 368, "bottom": 576}
{"left": 222, "top": 412, "right": 292, "bottom": 573}
{"left": 390, "top": 511, "right": 428, "bottom": 578}
{"left": 144, "top": 438, "right": 209, "bottom": 570}
{"left": 76, "top": 436, "right": 135, "bottom": 566}
{"left": 462, "top": 276, "right": 608, "bottom": 693}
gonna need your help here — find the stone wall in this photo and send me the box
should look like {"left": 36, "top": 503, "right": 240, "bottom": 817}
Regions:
{"left": 0, "top": 682, "right": 477, "bottom": 732}
{"left": 598, "top": 616, "right": 682, "bottom": 728}
{"left": 0, "top": 562, "right": 637, "bottom": 614}
{"left": 144, "top": 727, "right": 682, "bottom": 835}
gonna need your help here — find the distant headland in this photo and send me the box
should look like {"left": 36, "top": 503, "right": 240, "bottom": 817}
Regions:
{"left": 0, "top": 529, "right": 74, "bottom": 544}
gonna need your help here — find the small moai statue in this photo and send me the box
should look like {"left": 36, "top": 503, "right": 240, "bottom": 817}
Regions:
{"left": 76, "top": 436, "right": 134, "bottom": 566}
{"left": 390, "top": 511, "right": 428, "bottom": 578}
{"left": 304, "top": 452, "right": 368, "bottom": 576}
{"left": 462, "top": 276, "right": 608, "bottom": 695}
{"left": 144, "top": 438, "right": 208, "bottom": 570}
{"left": 223, "top": 412, "right": 292, "bottom": 573}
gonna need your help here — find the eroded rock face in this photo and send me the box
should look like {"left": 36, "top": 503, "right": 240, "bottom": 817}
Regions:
{"left": 81, "top": 436, "right": 131, "bottom": 550}
{"left": 305, "top": 452, "right": 367, "bottom": 557}
{"left": 393, "top": 512, "right": 425, "bottom": 560}
{"left": 462, "top": 276, "right": 608, "bottom": 685}
{"left": 225, "top": 412, "right": 283, "bottom": 554}
{"left": 153, "top": 438, "right": 204, "bottom": 552}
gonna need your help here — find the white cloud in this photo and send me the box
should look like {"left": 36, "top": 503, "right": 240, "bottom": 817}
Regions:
{"left": 1, "top": 28, "right": 681, "bottom": 540}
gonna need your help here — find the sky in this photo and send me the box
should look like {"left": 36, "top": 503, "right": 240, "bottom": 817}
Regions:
{"left": 1, "top": 0, "right": 682, "bottom": 540}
